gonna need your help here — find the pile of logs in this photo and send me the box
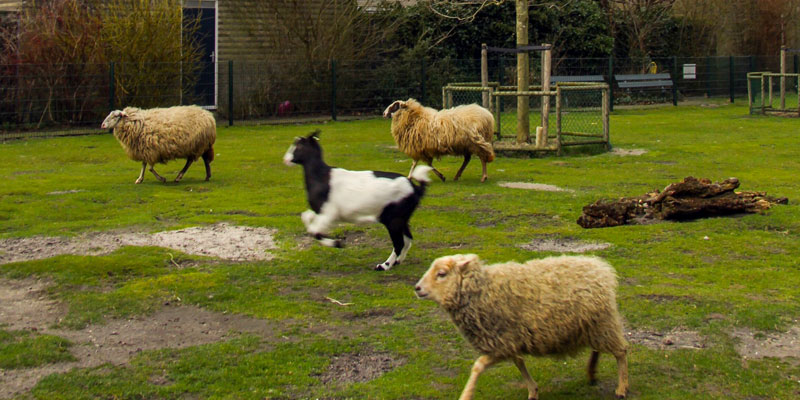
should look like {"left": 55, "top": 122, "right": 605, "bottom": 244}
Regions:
{"left": 578, "top": 177, "right": 788, "bottom": 228}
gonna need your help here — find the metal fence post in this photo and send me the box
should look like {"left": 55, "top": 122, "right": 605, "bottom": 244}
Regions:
{"left": 672, "top": 56, "right": 678, "bottom": 106}
{"left": 331, "top": 60, "right": 337, "bottom": 121}
{"left": 608, "top": 56, "right": 614, "bottom": 112}
{"left": 729, "top": 56, "right": 735, "bottom": 103}
{"left": 420, "top": 58, "right": 426, "bottom": 104}
{"left": 109, "top": 62, "right": 115, "bottom": 111}
{"left": 228, "top": 60, "right": 233, "bottom": 127}
{"left": 705, "top": 56, "right": 712, "bottom": 97}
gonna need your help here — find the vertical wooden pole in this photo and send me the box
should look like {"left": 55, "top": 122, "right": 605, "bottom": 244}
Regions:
{"left": 331, "top": 60, "right": 337, "bottom": 121}
{"left": 729, "top": 55, "right": 734, "bottom": 103}
{"left": 442, "top": 87, "right": 446, "bottom": 109}
{"left": 481, "top": 43, "right": 489, "bottom": 108}
{"left": 538, "top": 45, "right": 551, "bottom": 148}
{"left": 768, "top": 75, "right": 773, "bottom": 107}
{"left": 516, "top": 0, "right": 530, "bottom": 144}
{"left": 555, "top": 86, "right": 562, "bottom": 155}
{"left": 608, "top": 56, "right": 614, "bottom": 112}
{"left": 228, "top": 60, "right": 233, "bottom": 127}
{"left": 781, "top": 47, "right": 786, "bottom": 109}
{"left": 672, "top": 56, "right": 678, "bottom": 106}
{"left": 495, "top": 94, "right": 501, "bottom": 140}
{"left": 602, "top": 85, "right": 610, "bottom": 150}
{"left": 109, "top": 62, "right": 115, "bottom": 112}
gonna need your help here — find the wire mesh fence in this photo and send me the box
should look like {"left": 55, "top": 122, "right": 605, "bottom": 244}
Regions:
{"left": 0, "top": 55, "right": 793, "bottom": 140}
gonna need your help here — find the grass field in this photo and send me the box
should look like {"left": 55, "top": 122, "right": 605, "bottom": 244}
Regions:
{"left": 1, "top": 101, "right": 800, "bottom": 399}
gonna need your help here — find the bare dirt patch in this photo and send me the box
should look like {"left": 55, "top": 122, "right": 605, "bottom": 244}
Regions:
{"left": 0, "top": 277, "right": 277, "bottom": 399}
{"left": 732, "top": 325, "right": 800, "bottom": 361}
{"left": 610, "top": 148, "right": 648, "bottom": 156}
{"left": 316, "top": 348, "right": 405, "bottom": 385}
{"left": 626, "top": 329, "right": 706, "bottom": 350}
{"left": 498, "top": 181, "right": 574, "bottom": 192}
{"left": 519, "top": 237, "right": 611, "bottom": 253}
{"left": 0, "top": 223, "right": 276, "bottom": 264}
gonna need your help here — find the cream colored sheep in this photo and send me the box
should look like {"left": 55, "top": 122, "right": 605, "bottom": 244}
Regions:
{"left": 415, "top": 254, "right": 629, "bottom": 400}
{"left": 101, "top": 105, "right": 216, "bottom": 184}
{"left": 383, "top": 98, "right": 495, "bottom": 182}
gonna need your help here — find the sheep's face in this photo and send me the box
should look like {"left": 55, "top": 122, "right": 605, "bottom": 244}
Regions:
{"left": 283, "top": 130, "right": 322, "bottom": 166}
{"left": 415, "top": 254, "right": 481, "bottom": 305}
{"left": 382, "top": 100, "right": 406, "bottom": 118}
{"left": 100, "top": 110, "right": 127, "bottom": 129}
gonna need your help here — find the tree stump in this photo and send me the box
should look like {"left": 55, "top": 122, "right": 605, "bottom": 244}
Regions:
{"left": 577, "top": 177, "right": 788, "bottom": 228}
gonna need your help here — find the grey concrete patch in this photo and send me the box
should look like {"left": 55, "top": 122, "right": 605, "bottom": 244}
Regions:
{"left": 0, "top": 223, "right": 276, "bottom": 264}
{"left": 610, "top": 148, "right": 648, "bottom": 156}
{"left": 498, "top": 181, "right": 574, "bottom": 192}
{"left": 519, "top": 237, "right": 611, "bottom": 253}
{"left": 626, "top": 329, "right": 706, "bottom": 350}
{"left": 732, "top": 325, "right": 800, "bottom": 361}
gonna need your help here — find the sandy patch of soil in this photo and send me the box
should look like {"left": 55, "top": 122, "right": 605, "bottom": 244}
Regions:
{"left": 0, "top": 223, "right": 276, "bottom": 264}
{"left": 732, "top": 325, "right": 800, "bottom": 361}
{"left": 610, "top": 148, "right": 648, "bottom": 156}
{"left": 0, "top": 278, "right": 277, "bottom": 399}
{"left": 46, "top": 190, "right": 85, "bottom": 195}
{"left": 519, "top": 237, "right": 611, "bottom": 253}
{"left": 498, "top": 181, "right": 574, "bottom": 192}
{"left": 316, "top": 348, "right": 405, "bottom": 385}
{"left": 626, "top": 329, "right": 706, "bottom": 350}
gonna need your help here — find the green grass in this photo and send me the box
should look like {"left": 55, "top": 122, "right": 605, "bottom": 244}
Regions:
{"left": 2, "top": 102, "right": 800, "bottom": 399}
{"left": 0, "top": 330, "right": 75, "bottom": 369}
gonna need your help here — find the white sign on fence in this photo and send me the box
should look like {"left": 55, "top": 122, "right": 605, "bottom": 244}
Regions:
{"left": 683, "top": 64, "right": 697, "bottom": 80}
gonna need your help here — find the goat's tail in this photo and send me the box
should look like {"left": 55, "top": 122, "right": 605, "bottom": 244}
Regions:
{"left": 409, "top": 165, "right": 433, "bottom": 196}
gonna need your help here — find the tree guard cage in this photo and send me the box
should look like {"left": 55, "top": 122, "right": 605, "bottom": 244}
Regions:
{"left": 442, "top": 44, "right": 610, "bottom": 155}
{"left": 748, "top": 47, "right": 800, "bottom": 116}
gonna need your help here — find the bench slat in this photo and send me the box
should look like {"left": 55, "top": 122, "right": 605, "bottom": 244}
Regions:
{"left": 550, "top": 75, "right": 605, "bottom": 83}
{"left": 618, "top": 80, "right": 673, "bottom": 88}
{"left": 615, "top": 73, "right": 671, "bottom": 81}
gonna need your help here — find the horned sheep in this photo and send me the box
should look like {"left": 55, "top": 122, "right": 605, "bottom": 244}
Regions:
{"left": 100, "top": 105, "right": 216, "bottom": 184}
{"left": 415, "top": 254, "right": 629, "bottom": 400}
{"left": 383, "top": 98, "right": 495, "bottom": 182}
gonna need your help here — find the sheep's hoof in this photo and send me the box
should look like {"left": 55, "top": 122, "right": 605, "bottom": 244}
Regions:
{"left": 588, "top": 378, "right": 597, "bottom": 386}
{"left": 135, "top": 178, "right": 143, "bottom": 184}
{"left": 480, "top": 176, "right": 488, "bottom": 183}
{"left": 614, "top": 391, "right": 627, "bottom": 399}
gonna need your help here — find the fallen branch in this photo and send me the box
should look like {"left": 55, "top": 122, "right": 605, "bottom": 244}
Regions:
{"left": 325, "top": 297, "right": 353, "bottom": 306}
{"left": 578, "top": 177, "right": 788, "bottom": 228}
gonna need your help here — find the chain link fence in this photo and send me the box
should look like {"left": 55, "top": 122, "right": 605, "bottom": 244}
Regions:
{"left": 0, "top": 55, "right": 790, "bottom": 141}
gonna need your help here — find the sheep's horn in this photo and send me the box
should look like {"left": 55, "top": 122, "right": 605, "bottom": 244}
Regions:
{"left": 309, "top": 129, "right": 322, "bottom": 139}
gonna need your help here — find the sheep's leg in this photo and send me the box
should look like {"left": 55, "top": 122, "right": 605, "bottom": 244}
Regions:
{"left": 407, "top": 160, "right": 419, "bottom": 178}
{"left": 135, "top": 162, "right": 147, "bottom": 184}
{"left": 377, "top": 223, "right": 405, "bottom": 271}
{"left": 453, "top": 153, "right": 471, "bottom": 181}
{"left": 513, "top": 357, "right": 539, "bottom": 400}
{"left": 459, "top": 355, "right": 496, "bottom": 400}
{"left": 587, "top": 351, "right": 600, "bottom": 385}
{"left": 174, "top": 158, "right": 193, "bottom": 182}
{"left": 148, "top": 164, "right": 167, "bottom": 183}
{"left": 480, "top": 157, "right": 489, "bottom": 182}
{"left": 426, "top": 160, "right": 446, "bottom": 182}
{"left": 202, "top": 150, "right": 212, "bottom": 181}
{"left": 613, "top": 350, "right": 629, "bottom": 399}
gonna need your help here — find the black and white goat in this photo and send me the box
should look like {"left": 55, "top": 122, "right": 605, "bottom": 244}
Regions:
{"left": 283, "top": 130, "right": 431, "bottom": 271}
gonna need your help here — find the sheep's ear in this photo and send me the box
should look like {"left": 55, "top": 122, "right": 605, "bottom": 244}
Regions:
{"left": 454, "top": 254, "right": 480, "bottom": 272}
{"left": 119, "top": 110, "right": 127, "bottom": 118}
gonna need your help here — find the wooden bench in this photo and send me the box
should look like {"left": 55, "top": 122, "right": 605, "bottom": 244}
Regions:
{"left": 550, "top": 75, "right": 605, "bottom": 85}
{"left": 614, "top": 73, "right": 673, "bottom": 89}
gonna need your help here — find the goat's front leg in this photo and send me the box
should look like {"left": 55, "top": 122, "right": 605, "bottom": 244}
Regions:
{"left": 459, "top": 355, "right": 496, "bottom": 400}
{"left": 305, "top": 212, "right": 342, "bottom": 248}
{"left": 148, "top": 164, "right": 167, "bottom": 183}
{"left": 135, "top": 162, "right": 147, "bottom": 184}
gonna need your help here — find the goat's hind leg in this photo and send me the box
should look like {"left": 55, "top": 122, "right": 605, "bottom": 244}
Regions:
{"left": 376, "top": 223, "right": 405, "bottom": 271}
{"left": 174, "top": 158, "right": 194, "bottom": 182}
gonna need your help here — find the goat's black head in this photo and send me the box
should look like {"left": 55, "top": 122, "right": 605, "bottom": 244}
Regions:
{"left": 283, "top": 130, "right": 323, "bottom": 166}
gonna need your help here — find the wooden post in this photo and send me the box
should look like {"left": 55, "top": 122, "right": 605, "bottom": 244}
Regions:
{"left": 538, "top": 44, "right": 551, "bottom": 148}
{"left": 555, "top": 86, "right": 562, "bottom": 155}
{"left": 768, "top": 75, "right": 773, "bottom": 107}
{"left": 494, "top": 94, "right": 501, "bottom": 140}
{"left": 442, "top": 87, "right": 446, "bottom": 109}
{"left": 602, "top": 85, "right": 610, "bottom": 150}
{"left": 516, "top": 0, "right": 530, "bottom": 144}
{"left": 781, "top": 46, "right": 786, "bottom": 109}
{"left": 481, "top": 43, "right": 489, "bottom": 109}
